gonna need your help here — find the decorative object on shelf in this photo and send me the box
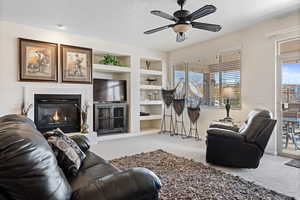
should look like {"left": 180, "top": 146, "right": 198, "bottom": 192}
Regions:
{"left": 140, "top": 112, "right": 150, "bottom": 116}
{"left": 21, "top": 103, "right": 33, "bottom": 116}
{"left": 222, "top": 87, "right": 235, "bottom": 122}
{"left": 146, "top": 77, "right": 158, "bottom": 85}
{"left": 145, "top": 60, "right": 151, "bottom": 70}
{"left": 61, "top": 44, "right": 92, "bottom": 84}
{"left": 153, "top": 91, "right": 159, "bottom": 100}
{"left": 19, "top": 38, "right": 58, "bottom": 82}
{"left": 99, "top": 54, "right": 121, "bottom": 66}
{"left": 75, "top": 103, "right": 90, "bottom": 134}
{"left": 144, "top": 0, "right": 221, "bottom": 42}
{"left": 147, "top": 93, "right": 153, "bottom": 100}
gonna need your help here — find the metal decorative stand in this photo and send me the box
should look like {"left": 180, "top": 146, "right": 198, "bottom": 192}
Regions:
{"left": 184, "top": 97, "right": 201, "bottom": 140}
{"left": 160, "top": 88, "right": 176, "bottom": 135}
{"left": 173, "top": 98, "right": 187, "bottom": 136}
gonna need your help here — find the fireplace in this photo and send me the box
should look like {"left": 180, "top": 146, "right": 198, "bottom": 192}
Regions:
{"left": 34, "top": 94, "right": 81, "bottom": 133}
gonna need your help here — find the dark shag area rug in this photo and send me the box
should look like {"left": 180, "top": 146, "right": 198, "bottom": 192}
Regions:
{"left": 110, "top": 150, "right": 295, "bottom": 200}
{"left": 285, "top": 159, "right": 300, "bottom": 169}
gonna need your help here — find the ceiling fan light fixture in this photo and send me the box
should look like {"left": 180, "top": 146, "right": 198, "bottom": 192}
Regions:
{"left": 172, "top": 23, "right": 191, "bottom": 33}
{"left": 176, "top": 32, "right": 186, "bottom": 42}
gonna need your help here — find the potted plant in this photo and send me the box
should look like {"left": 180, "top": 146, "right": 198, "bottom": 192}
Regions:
{"left": 99, "top": 54, "right": 121, "bottom": 66}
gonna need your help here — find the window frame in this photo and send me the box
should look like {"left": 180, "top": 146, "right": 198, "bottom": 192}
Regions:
{"left": 173, "top": 52, "right": 242, "bottom": 110}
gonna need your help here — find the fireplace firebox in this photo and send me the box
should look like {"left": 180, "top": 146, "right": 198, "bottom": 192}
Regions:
{"left": 34, "top": 94, "right": 81, "bottom": 133}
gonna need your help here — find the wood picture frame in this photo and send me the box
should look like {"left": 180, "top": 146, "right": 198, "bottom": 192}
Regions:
{"left": 61, "top": 44, "right": 92, "bottom": 84}
{"left": 19, "top": 38, "right": 58, "bottom": 82}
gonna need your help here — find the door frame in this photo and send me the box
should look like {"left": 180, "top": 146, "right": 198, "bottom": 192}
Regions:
{"left": 276, "top": 37, "right": 300, "bottom": 159}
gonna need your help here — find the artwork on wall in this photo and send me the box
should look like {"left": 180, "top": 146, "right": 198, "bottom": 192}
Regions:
{"left": 61, "top": 44, "right": 92, "bottom": 84}
{"left": 19, "top": 38, "right": 58, "bottom": 82}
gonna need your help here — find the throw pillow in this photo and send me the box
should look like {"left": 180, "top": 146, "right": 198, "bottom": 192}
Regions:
{"left": 44, "top": 128, "right": 86, "bottom": 177}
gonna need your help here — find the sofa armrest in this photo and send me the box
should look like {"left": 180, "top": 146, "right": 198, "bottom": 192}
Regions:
{"left": 0, "top": 193, "right": 8, "bottom": 200}
{"left": 209, "top": 123, "right": 239, "bottom": 132}
{"left": 72, "top": 168, "right": 161, "bottom": 200}
{"left": 70, "top": 135, "right": 90, "bottom": 153}
{"left": 207, "top": 128, "right": 244, "bottom": 142}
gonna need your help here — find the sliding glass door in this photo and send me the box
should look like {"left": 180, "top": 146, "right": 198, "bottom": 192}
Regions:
{"left": 278, "top": 38, "right": 300, "bottom": 159}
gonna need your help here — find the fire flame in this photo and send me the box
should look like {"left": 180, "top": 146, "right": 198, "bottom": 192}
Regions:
{"left": 53, "top": 111, "right": 60, "bottom": 121}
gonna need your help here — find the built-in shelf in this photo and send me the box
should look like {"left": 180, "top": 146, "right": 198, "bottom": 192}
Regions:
{"left": 140, "top": 85, "right": 162, "bottom": 90}
{"left": 140, "top": 115, "right": 162, "bottom": 121}
{"left": 139, "top": 58, "right": 163, "bottom": 133}
{"left": 140, "top": 69, "right": 162, "bottom": 76}
{"left": 93, "top": 64, "right": 131, "bottom": 73}
{"left": 140, "top": 100, "right": 162, "bottom": 105}
{"left": 140, "top": 128, "right": 160, "bottom": 135}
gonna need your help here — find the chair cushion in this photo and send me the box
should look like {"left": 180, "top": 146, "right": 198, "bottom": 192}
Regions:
{"left": 44, "top": 128, "right": 86, "bottom": 177}
{"left": 240, "top": 109, "right": 273, "bottom": 142}
{"left": 0, "top": 119, "right": 72, "bottom": 200}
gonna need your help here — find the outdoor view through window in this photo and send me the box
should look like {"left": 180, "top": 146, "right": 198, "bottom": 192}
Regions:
{"left": 281, "top": 61, "right": 300, "bottom": 156}
{"left": 174, "top": 50, "right": 241, "bottom": 108}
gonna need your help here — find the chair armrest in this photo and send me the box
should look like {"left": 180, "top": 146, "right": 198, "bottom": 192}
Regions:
{"left": 209, "top": 123, "right": 239, "bottom": 132}
{"left": 70, "top": 135, "right": 90, "bottom": 153}
{"left": 207, "top": 128, "right": 244, "bottom": 142}
{"left": 72, "top": 168, "right": 161, "bottom": 200}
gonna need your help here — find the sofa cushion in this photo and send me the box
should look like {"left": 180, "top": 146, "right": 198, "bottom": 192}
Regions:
{"left": 80, "top": 151, "right": 108, "bottom": 170}
{"left": 44, "top": 129, "right": 86, "bottom": 177}
{"left": 0, "top": 114, "right": 36, "bottom": 129}
{"left": 69, "top": 153, "right": 120, "bottom": 191}
{"left": 0, "top": 120, "right": 72, "bottom": 200}
{"left": 70, "top": 135, "right": 90, "bottom": 153}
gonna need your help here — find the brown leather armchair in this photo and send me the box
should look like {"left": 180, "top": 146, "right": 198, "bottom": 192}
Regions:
{"left": 206, "top": 109, "right": 277, "bottom": 168}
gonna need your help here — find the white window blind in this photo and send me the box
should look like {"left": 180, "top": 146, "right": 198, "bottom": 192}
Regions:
{"left": 173, "top": 49, "right": 241, "bottom": 108}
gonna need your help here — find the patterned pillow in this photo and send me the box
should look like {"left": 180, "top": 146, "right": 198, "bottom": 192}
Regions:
{"left": 44, "top": 129, "right": 86, "bottom": 177}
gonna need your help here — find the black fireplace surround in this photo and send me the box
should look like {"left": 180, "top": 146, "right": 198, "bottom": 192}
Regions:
{"left": 34, "top": 94, "right": 81, "bottom": 133}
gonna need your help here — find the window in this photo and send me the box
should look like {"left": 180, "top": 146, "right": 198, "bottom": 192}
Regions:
{"left": 174, "top": 62, "right": 186, "bottom": 87}
{"left": 173, "top": 50, "right": 241, "bottom": 108}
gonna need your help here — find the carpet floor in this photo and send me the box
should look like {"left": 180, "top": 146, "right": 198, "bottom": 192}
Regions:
{"left": 111, "top": 150, "right": 295, "bottom": 200}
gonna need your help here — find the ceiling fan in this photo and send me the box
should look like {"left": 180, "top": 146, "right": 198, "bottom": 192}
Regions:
{"left": 144, "top": 0, "right": 222, "bottom": 42}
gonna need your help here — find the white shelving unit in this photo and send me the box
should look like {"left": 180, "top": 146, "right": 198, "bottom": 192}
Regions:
{"left": 140, "top": 128, "right": 160, "bottom": 135}
{"left": 140, "top": 69, "right": 162, "bottom": 76}
{"left": 91, "top": 49, "right": 165, "bottom": 137}
{"left": 139, "top": 58, "right": 163, "bottom": 133}
{"left": 140, "top": 100, "right": 162, "bottom": 105}
{"left": 93, "top": 64, "right": 131, "bottom": 73}
{"left": 140, "top": 85, "right": 162, "bottom": 90}
{"left": 140, "top": 115, "right": 162, "bottom": 121}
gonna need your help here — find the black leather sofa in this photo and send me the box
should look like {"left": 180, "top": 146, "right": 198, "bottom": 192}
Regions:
{"left": 0, "top": 115, "right": 161, "bottom": 200}
{"left": 206, "top": 109, "right": 277, "bottom": 168}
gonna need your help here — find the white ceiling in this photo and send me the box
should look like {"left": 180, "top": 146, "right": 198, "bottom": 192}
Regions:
{"left": 0, "top": 0, "right": 299, "bottom": 52}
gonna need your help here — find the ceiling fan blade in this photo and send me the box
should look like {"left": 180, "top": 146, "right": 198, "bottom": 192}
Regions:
{"left": 151, "top": 10, "right": 178, "bottom": 22}
{"left": 144, "top": 24, "right": 173, "bottom": 34}
{"left": 188, "top": 5, "right": 216, "bottom": 21}
{"left": 191, "top": 22, "right": 222, "bottom": 32}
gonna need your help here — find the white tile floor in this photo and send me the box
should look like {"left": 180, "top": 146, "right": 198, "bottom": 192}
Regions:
{"left": 91, "top": 133, "right": 300, "bottom": 199}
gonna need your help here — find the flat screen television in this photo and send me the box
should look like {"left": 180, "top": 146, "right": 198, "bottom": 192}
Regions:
{"left": 93, "top": 79, "right": 127, "bottom": 102}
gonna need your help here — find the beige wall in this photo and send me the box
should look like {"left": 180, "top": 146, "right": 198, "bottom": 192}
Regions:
{"left": 168, "top": 11, "right": 300, "bottom": 154}
{"left": 0, "top": 21, "right": 167, "bottom": 133}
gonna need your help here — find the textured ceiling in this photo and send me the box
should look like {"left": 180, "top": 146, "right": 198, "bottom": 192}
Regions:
{"left": 0, "top": 0, "right": 299, "bottom": 51}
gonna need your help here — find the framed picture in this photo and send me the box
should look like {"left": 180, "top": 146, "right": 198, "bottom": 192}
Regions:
{"left": 61, "top": 44, "right": 92, "bottom": 84}
{"left": 19, "top": 38, "right": 58, "bottom": 82}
